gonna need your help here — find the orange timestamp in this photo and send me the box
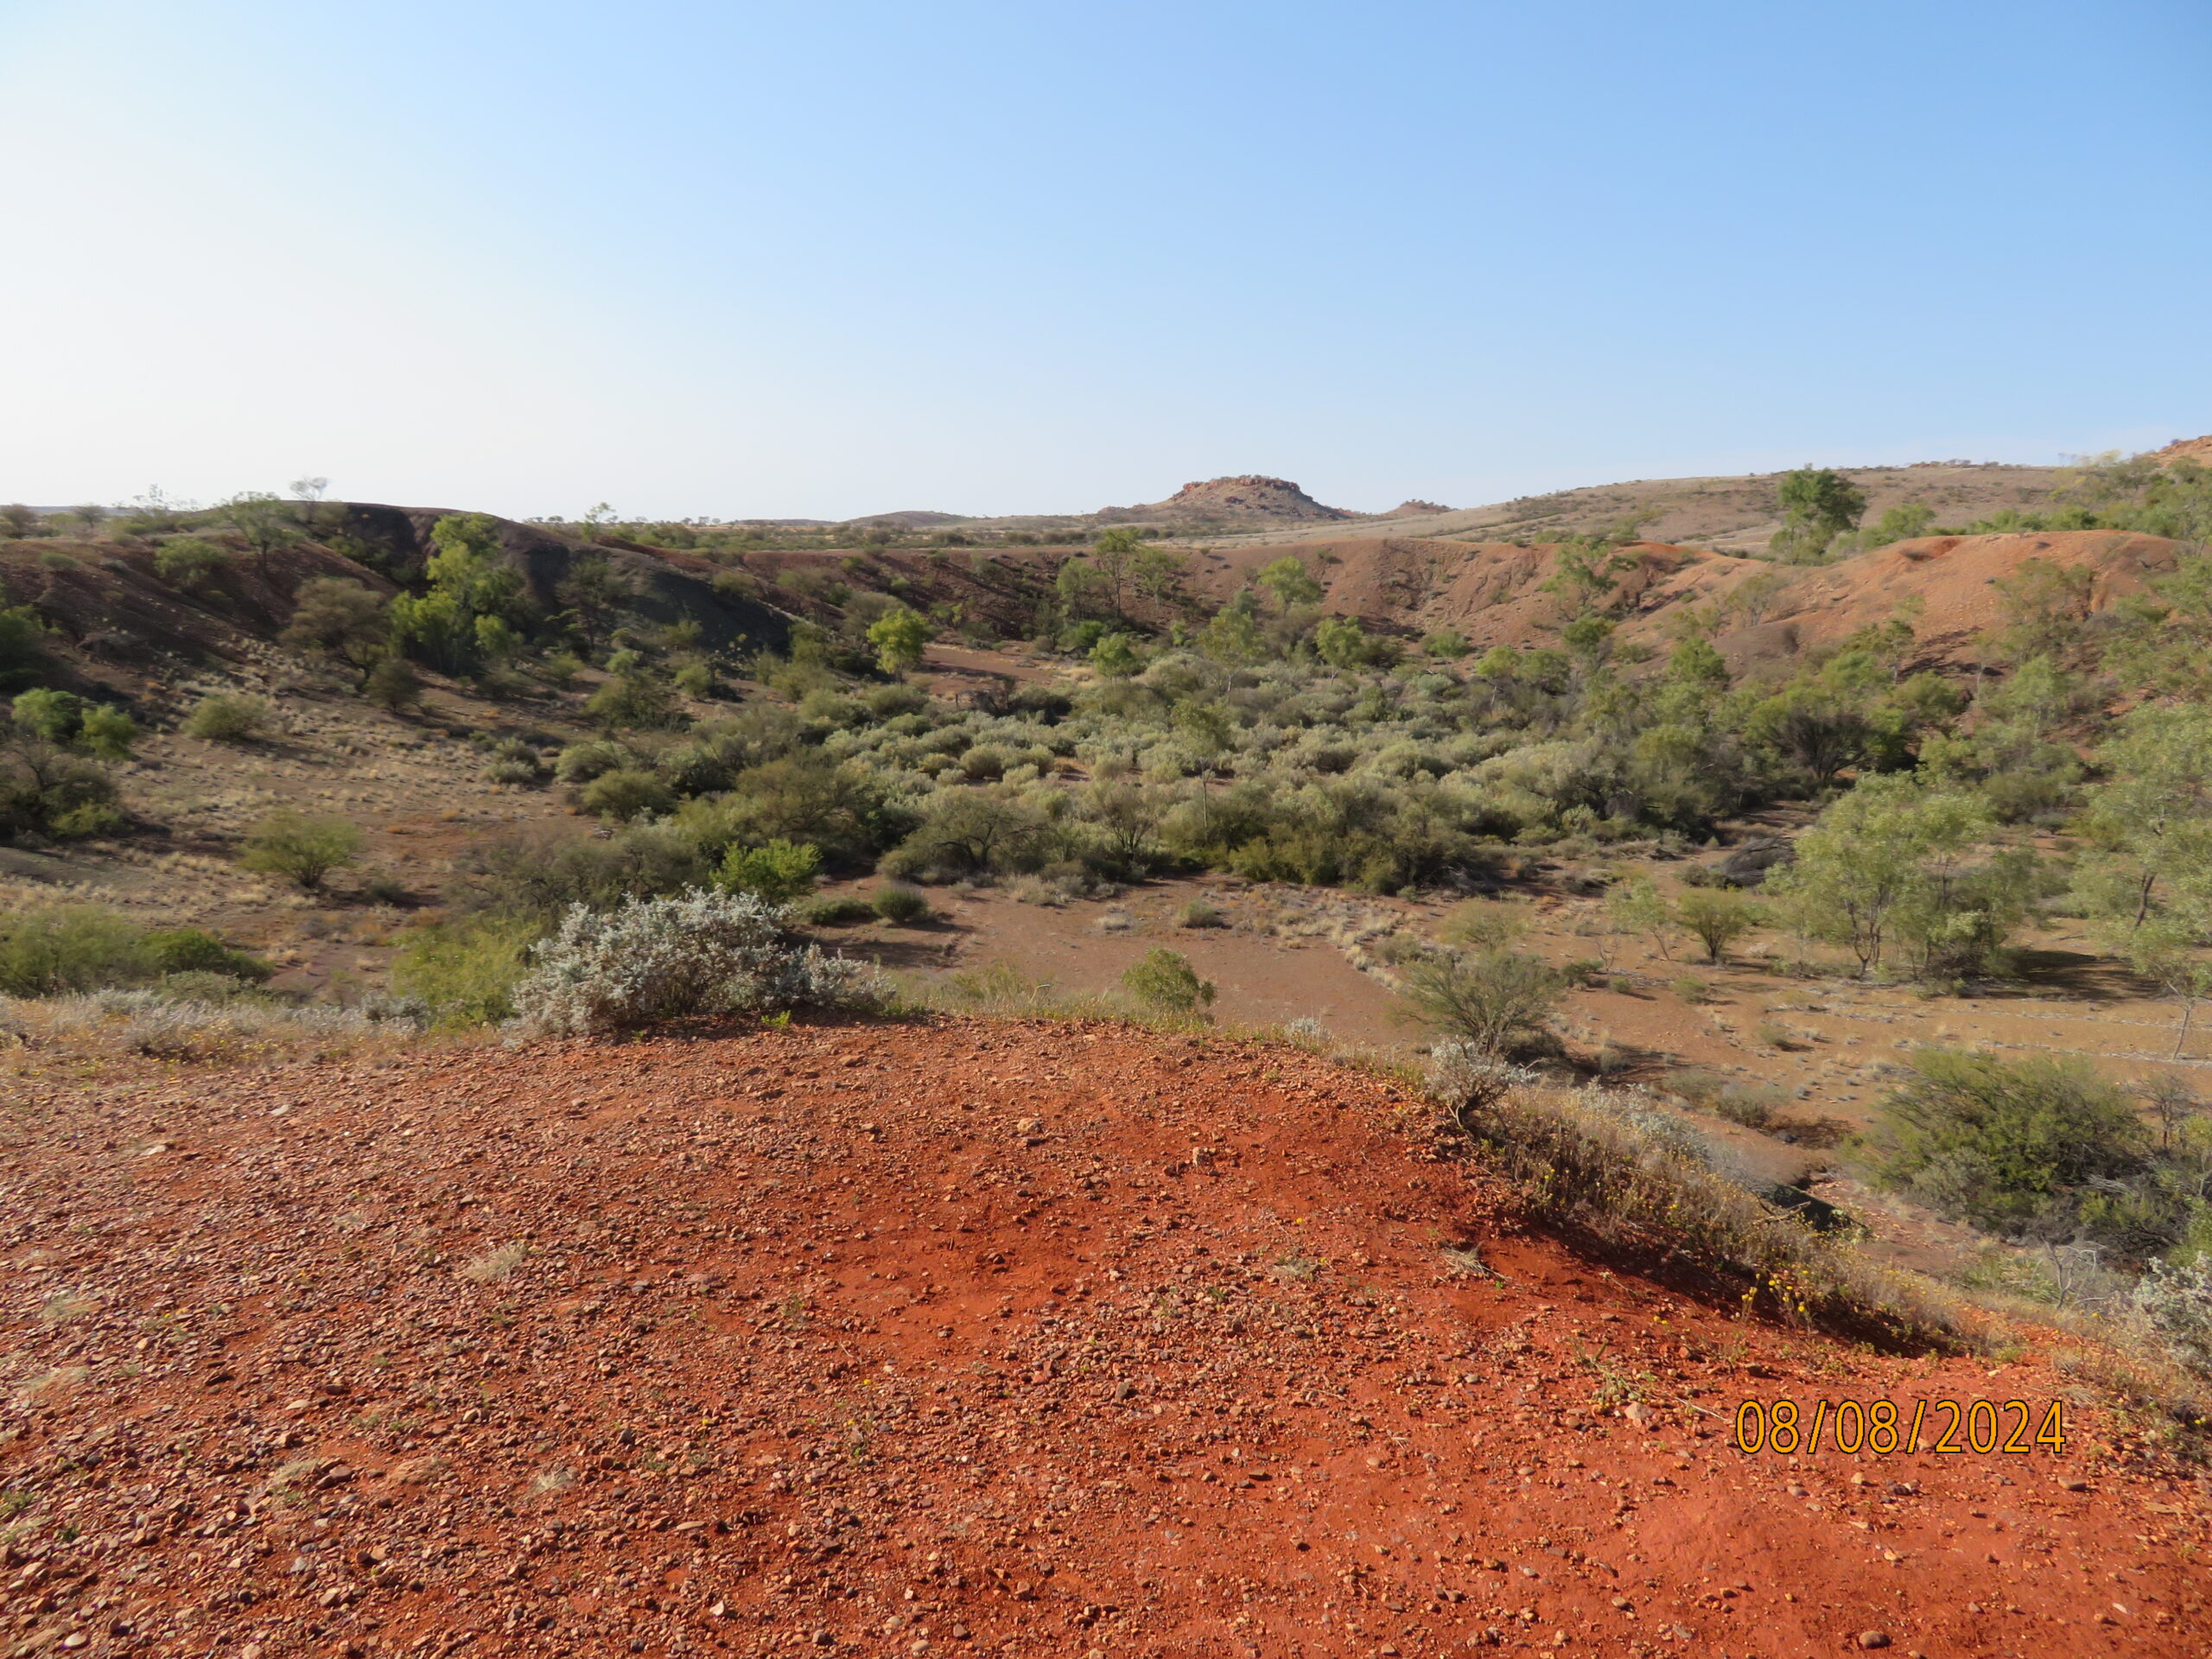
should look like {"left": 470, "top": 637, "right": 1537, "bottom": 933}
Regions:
{"left": 1732, "top": 1397, "right": 2065, "bottom": 1457}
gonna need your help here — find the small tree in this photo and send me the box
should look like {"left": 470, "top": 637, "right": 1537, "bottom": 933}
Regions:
{"left": 1768, "top": 775, "right": 1993, "bottom": 977}
{"left": 223, "top": 492, "right": 302, "bottom": 580}
{"left": 240, "top": 810, "right": 364, "bottom": 892}
{"left": 1605, "top": 874, "right": 1674, "bottom": 961}
{"left": 1770, "top": 467, "right": 1866, "bottom": 563}
{"left": 554, "top": 555, "right": 632, "bottom": 655}
{"left": 1400, "top": 949, "right": 1562, "bottom": 1056}
{"left": 867, "top": 606, "right": 931, "bottom": 674}
{"left": 1256, "top": 556, "right": 1323, "bottom": 612}
{"left": 1674, "top": 887, "right": 1759, "bottom": 964}
{"left": 282, "top": 577, "right": 391, "bottom": 682}
{"left": 365, "top": 654, "right": 423, "bottom": 712}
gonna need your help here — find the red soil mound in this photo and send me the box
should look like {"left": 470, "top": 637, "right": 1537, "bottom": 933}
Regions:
{"left": 2, "top": 1021, "right": 2202, "bottom": 1659}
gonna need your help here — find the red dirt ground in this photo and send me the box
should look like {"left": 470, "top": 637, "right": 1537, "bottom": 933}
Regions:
{"left": 3, "top": 1020, "right": 2206, "bottom": 1659}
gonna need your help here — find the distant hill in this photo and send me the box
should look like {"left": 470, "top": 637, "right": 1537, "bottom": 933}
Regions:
{"left": 1098, "top": 474, "right": 1357, "bottom": 527}
{"left": 1198, "top": 462, "right": 2079, "bottom": 556}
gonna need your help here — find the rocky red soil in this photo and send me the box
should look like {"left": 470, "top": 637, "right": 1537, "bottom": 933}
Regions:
{"left": 3, "top": 1020, "right": 2206, "bottom": 1659}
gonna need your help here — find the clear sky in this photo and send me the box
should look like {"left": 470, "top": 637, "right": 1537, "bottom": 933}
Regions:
{"left": 3, "top": 0, "right": 2207, "bottom": 520}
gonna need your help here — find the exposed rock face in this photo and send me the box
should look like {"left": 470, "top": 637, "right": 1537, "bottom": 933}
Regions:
{"left": 1106, "top": 474, "right": 1356, "bottom": 524}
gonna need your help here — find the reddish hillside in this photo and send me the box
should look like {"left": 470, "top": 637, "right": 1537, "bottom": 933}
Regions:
{"left": 2, "top": 1020, "right": 2202, "bottom": 1658}
{"left": 2145, "top": 435, "right": 2212, "bottom": 467}
{"left": 1192, "top": 531, "right": 2183, "bottom": 671}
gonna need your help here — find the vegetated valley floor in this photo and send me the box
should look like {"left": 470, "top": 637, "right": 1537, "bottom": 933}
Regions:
{"left": 3, "top": 1021, "right": 2205, "bottom": 1659}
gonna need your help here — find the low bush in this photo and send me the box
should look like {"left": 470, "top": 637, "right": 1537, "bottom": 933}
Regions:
{"left": 451, "top": 824, "right": 707, "bottom": 920}
{"left": 0, "top": 738, "right": 121, "bottom": 840}
{"left": 870, "top": 884, "right": 934, "bottom": 925}
{"left": 802, "top": 895, "right": 879, "bottom": 926}
{"left": 1399, "top": 948, "right": 1562, "bottom": 1056}
{"left": 510, "top": 889, "right": 887, "bottom": 1035}
{"left": 1122, "top": 948, "right": 1217, "bottom": 1016}
{"left": 1873, "top": 1049, "right": 2148, "bottom": 1243}
{"left": 0, "top": 907, "right": 154, "bottom": 995}
{"left": 1712, "top": 1083, "right": 1789, "bottom": 1129}
{"left": 240, "top": 810, "right": 364, "bottom": 892}
{"left": 154, "top": 537, "right": 235, "bottom": 590}
{"left": 1176, "top": 899, "right": 1227, "bottom": 929}
{"left": 580, "top": 767, "right": 675, "bottom": 823}
{"left": 716, "top": 838, "right": 821, "bottom": 904}
{"left": 392, "top": 913, "right": 545, "bottom": 1026}
{"left": 184, "top": 692, "right": 274, "bottom": 744}
{"left": 146, "top": 927, "right": 273, "bottom": 982}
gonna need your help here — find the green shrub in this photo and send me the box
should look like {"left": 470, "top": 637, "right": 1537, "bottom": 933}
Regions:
{"left": 0, "top": 907, "right": 154, "bottom": 995}
{"left": 672, "top": 660, "right": 715, "bottom": 698}
{"left": 1873, "top": 1049, "right": 2145, "bottom": 1239}
{"left": 870, "top": 884, "right": 934, "bottom": 925}
{"left": 586, "top": 672, "right": 683, "bottom": 731}
{"left": 0, "top": 605, "right": 50, "bottom": 691}
{"left": 10, "top": 691, "right": 135, "bottom": 759}
{"left": 11, "top": 688, "right": 82, "bottom": 743}
{"left": 716, "top": 838, "right": 821, "bottom": 904}
{"left": 154, "top": 537, "right": 236, "bottom": 590}
{"left": 1122, "top": 948, "right": 1216, "bottom": 1016}
{"left": 393, "top": 913, "right": 545, "bottom": 1026}
{"left": 77, "top": 704, "right": 136, "bottom": 759}
{"left": 802, "top": 895, "right": 879, "bottom": 927}
{"left": 145, "top": 927, "right": 273, "bottom": 982}
{"left": 579, "top": 768, "right": 675, "bottom": 823}
{"left": 1669, "top": 976, "right": 1713, "bottom": 1004}
{"left": 0, "top": 740, "right": 121, "bottom": 841}
{"left": 451, "top": 824, "right": 706, "bottom": 920}
{"left": 239, "top": 810, "right": 364, "bottom": 892}
{"left": 1177, "top": 899, "right": 1227, "bottom": 929}
{"left": 1400, "top": 948, "right": 1561, "bottom": 1055}
{"left": 183, "top": 692, "right": 273, "bottom": 744}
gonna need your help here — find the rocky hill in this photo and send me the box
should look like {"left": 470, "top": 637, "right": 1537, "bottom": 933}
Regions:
{"left": 1099, "top": 474, "right": 1357, "bottom": 527}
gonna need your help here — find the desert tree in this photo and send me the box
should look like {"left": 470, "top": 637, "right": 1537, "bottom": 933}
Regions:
{"left": 1770, "top": 467, "right": 1866, "bottom": 563}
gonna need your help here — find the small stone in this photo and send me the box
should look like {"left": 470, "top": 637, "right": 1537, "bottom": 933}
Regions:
{"left": 1857, "top": 1632, "right": 1891, "bottom": 1649}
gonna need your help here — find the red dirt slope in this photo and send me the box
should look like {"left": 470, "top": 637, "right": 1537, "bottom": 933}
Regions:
{"left": 2, "top": 1021, "right": 2204, "bottom": 1659}
{"left": 1191, "top": 531, "right": 2183, "bottom": 671}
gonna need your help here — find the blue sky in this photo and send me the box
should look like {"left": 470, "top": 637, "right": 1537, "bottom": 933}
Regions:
{"left": 2, "top": 0, "right": 2206, "bottom": 519}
